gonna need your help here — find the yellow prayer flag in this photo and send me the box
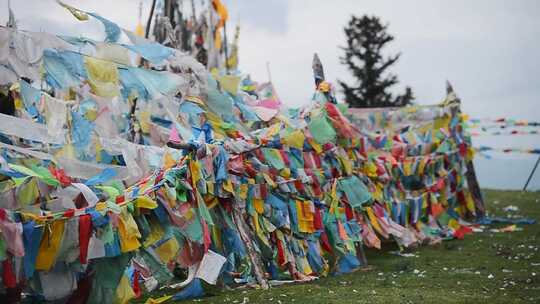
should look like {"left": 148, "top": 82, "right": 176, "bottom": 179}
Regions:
{"left": 253, "top": 198, "right": 264, "bottom": 214}
{"left": 155, "top": 238, "right": 180, "bottom": 264}
{"left": 417, "top": 157, "right": 428, "bottom": 175}
{"left": 222, "top": 179, "right": 234, "bottom": 193}
{"left": 143, "top": 219, "right": 165, "bottom": 248}
{"left": 217, "top": 75, "right": 240, "bottom": 95}
{"left": 262, "top": 173, "right": 276, "bottom": 188}
{"left": 214, "top": 30, "right": 222, "bottom": 50}
{"left": 338, "top": 155, "right": 353, "bottom": 176}
{"left": 433, "top": 116, "right": 451, "bottom": 130}
{"left": 465, "top": 191, "right": 476, "bottom": 213}
{"left": 35, "top": 220, "right": 65, "bottom": 271}
{"left": 366, "top": 207, "right": 384, "bottom": 236}
{"left": 365, "top": 161, "right": 378, "bottom": 178}
{"left": 135, "top": 196, "right": 158, "bottom": 209}
{"left": 280, "top": 168, "right": 291, "bottom": 178}
{"left": 403, "top": 160, "right": 412, "bottom": 176}
{"left": 283, "top": 130, "right": 305, "bottom": 149}
{"left": 163, "top": 152, "right": 177, "bottom": 170}
{"left": 296, "top": 200, "right": 315, "bottom": 233}
{"left": 448, "top": 218, "right": 461, "bottom": 230}
{"left": 114, "top": 274, "right": 136, "bottom": 304}
{"left": 189, "top": 160, "right": 202, "bottom": 184}
{"left": 309, "top": 138, "right": 323, "bottom": 154}
{"left": 84, "top": 57, "right": 120, "bottom": 97}
{"left": 238, "top": 184, "right": 248, "bottom": 199}
{"left": 117, "top": 211, "right": 141, "bottom": 252}
{"left": 139, "top": 111, "right": 151, "bottom": 133}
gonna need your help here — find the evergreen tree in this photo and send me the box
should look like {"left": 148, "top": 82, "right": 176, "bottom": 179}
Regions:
{"left": 339, "top": 15, "right": 414, "bottom": 108}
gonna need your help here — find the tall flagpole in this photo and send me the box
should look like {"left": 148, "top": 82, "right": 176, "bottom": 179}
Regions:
{"left": 223, "top": 21, "right": 229, "bottom": 73}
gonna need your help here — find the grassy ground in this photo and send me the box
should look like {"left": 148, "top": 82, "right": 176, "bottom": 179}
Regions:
{"left": 141, "top": 190, "right": 540, "bottom": 303}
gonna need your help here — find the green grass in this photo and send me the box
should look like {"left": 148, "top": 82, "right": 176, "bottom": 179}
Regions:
{"left": 140, "top": 190, "right": 540, "bottom": 303}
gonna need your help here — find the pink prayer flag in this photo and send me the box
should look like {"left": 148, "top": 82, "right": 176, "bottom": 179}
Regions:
{"left": 169, "top": 125, "right": 181, "bottom": 143}
{"left": 256, "top": 98, "right": 281, "bottom": 110}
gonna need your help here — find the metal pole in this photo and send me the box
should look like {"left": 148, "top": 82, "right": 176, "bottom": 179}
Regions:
{"left": 523, "top": 155, "right": 540, "bottom": 191}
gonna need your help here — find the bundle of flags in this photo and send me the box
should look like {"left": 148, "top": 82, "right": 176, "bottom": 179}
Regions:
{"left": 0, "top": 4, "right": 488, "bottom": 303}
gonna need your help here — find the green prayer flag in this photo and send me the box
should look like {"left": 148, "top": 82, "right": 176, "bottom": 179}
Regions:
{"left": 308, "top": 114, "right": 336, "bottom": 144}
{"left": 261, "top": 148, "right": 285, "bottom": 170}
{"left": 95, "top": 186, "right": 121, "bottom": 200}
{"left": 0, "top": 237, "right": 6, "bottom": 261}
{"left": 338, "top": 176, "right": 372, "bottom": 208}
{"left": 30, "top": 165, "right": 60, "bottom": 186}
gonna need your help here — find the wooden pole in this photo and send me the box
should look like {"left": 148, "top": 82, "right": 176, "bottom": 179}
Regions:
{"left": 223, "top": 21, "right": 229, "bottom": 73}
{"left": 355, "top": 242, "right": 368, "bottom": 268}
{"left": 232, "top": 206, "right": 270, "bottom": 290}
{"left": 190, "top": 0, "right": 197, "bottom": 24}
{"left": 145, "top": 0, "right": 157, "bottom": 38}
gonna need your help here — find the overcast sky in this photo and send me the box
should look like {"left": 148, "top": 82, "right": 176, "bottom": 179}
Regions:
{"left": 1, "top": 0, "right": 539, "bottom": 189}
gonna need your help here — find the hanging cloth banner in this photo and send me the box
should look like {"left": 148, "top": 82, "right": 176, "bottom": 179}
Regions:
{"left": 470, "top": 130, "right": 539, "bottom": 136}
{"left": 43, "top": 94, "right": 69, "bottom": 138}
{"left": 0, "top": 141, "right": 131, "bottom": 182}
{"left": 0, "top": 142, "right": 54, "bottom": 161}
{"left": 468, "top": 117, "right": 540, "bottom": 127}
{"left": 0, "top": 113, "right": 65, "bottom": 144}
{"left": 56, "top": 156, "right": 130, "bottom": 180}
{"left": 475, "top": 146, "right": 540, "bottom": 155}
